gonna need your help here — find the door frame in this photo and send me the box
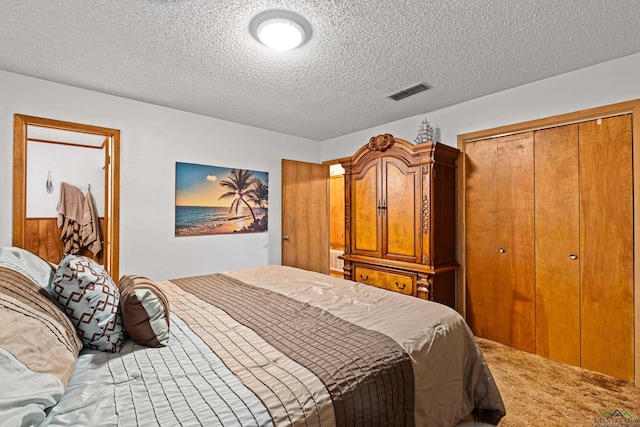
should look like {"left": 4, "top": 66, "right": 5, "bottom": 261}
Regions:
{"left": 13, "top": 114, "right": 121, "bottom": 280}
{"left": 456, "top": 99, "right": 640, "bottom": 385}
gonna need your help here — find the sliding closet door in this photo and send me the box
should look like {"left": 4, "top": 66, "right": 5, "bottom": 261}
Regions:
{"left": 579, "top": 115, "right": 634, "bottom": 381}
{"left": 534, "top": 125, "right": 581, "bottom": 365}
{"left": 466, "top": 132, "right": 535, "bottom": 352}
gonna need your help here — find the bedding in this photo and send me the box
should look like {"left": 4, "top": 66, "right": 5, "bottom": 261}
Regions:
{"left": 0, "top": 265, "right": 82, "bottom": 426}
{"left": 1, "top": 260, "right": 505, "bottom": 427}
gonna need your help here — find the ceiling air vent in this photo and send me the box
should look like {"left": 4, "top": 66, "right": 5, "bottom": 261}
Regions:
{"left": 388, "top": 83, "right": 431, "bottom": 101}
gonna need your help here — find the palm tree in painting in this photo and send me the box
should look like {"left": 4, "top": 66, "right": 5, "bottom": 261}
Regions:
{"left": 246, "top": 181, "right": 269, "bottom": 209}
{"left": 218, "top": 169, "right": 258, "bottom": 222}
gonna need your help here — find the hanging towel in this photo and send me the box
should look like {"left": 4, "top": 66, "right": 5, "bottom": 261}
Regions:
{"left": 57, "top": 182, "right": 85, "bottom": 227}
{"left": 57, "top": 182, "right": 85, "bottom": 254}
{"left": 60, "top": 218, "right": 82, "bottom": 255}
{"left": 81, "top": 190, "right": 103, "bottom": 256}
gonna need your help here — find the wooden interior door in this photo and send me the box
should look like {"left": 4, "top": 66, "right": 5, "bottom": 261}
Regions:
{"left": 466, "top": 132, "right": 535, "bottom": 352}
{"left": 352, "top": 160, "right": 381, "bottom": 257}
{"left": 383, "top": 158, "right": 420, "bottom": 262}
{"left": 534, "top": 124, "right": 581, "bottom": 365}
{"left": 579, "top": 115, "right": 634, "bottom": 381}
{"left": 281, "top": 159, "right": 329, "bottom": 274}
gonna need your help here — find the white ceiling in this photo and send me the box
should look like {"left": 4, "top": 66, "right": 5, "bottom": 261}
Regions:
{"left": 2, "top": 1, "right": 640, "bottom": 141}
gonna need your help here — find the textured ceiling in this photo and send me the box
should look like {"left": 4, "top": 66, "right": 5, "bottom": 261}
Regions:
{"left": 2, "top": 1, "right": 640, "bottom": 141}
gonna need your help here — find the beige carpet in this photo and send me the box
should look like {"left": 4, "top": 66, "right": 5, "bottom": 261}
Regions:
{"left": 477, "top": 338, "right": 640, "bottom": 427}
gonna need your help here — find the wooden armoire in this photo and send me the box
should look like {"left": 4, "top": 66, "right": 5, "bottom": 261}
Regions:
{"left": 340, "top": 134, "right": 460, "bottom": 308}
{"left": 465, "top": 114, "right": 634, "bottom": 381}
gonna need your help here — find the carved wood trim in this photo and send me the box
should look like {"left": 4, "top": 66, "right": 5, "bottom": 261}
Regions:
{"left": 367, "top": 133, "right": 395, "bottom": 152}
{"left": 422, "top": 195, "right": 430, "bottom": 235}
{"left": 343, "top": 262, "right": 353, "bottom": 281}
{"left": 345, "top": 198, "right": 351, "bottom": 231}
{"left": 416, "top": 274, "right": 432, "bottom": 300}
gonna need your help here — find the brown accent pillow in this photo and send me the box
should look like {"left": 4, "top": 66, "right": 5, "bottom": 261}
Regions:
{"left": 119, "top": 275, "right": 170, "bottom": 347}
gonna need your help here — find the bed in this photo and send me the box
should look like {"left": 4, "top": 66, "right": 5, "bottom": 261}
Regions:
{"left": 0, "top": 247, "right": 505, "bottom": 427}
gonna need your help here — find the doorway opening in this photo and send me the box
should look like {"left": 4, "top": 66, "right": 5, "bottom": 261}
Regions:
{"left": 328, "top": 163, "right": 345, "bottom": 278}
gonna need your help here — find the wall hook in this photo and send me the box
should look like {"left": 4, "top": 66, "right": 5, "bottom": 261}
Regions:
{"left": 46, "top": 171, "right": 53, "bottom": 194}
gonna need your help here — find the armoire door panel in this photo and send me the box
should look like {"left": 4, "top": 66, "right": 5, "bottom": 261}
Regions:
{"left": 466, "top": 138, "right": 499, "bottom": 340}
{"left": 353, "top": 162, "right": 381, "bottom": 256}
{"left": 579, "top": 114, "right": 634, "bottom": 381}
{"left": 495, "top": 132, "right": 536, "bottom": 353}
{"left": 384, "top": 159, "right": 420, "bottom": 262}
{"left": 534, "top": 125, "right": 581, "bottom": 366}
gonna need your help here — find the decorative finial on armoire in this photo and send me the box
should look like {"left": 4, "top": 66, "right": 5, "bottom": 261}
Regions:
{"left": 414, "top": 117, "right": 435, "bottom": 144}
{"left": 367, "top": 134, "right": 395, "bottom": 151}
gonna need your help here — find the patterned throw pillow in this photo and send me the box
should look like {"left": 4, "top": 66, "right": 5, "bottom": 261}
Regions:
{"left": 52, "top": 254, "right": 124, "bottom": 352}
{"left": 119, "top": 275, "right": 170, "bottom": 347}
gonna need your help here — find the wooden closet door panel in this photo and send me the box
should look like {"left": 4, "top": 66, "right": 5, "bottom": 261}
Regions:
{"left": 534, "top": 125, "right": 581, "bottom": 365}
{"left": 465, "top": 138, "right": 500, "bottom": 340}
{"left": 353, "top": 162, "right": 381, "bottom": 256}
{"left": 384, "top": 158, "right": 420, "bottom": 262}
{"left": 580, "top": 114, "right": 634, "bottom": 381}
{"left": 466, "top": 133, "right": 535, "bottom": 351}
{"left": 496, "top": 132, "right": 536, "bottom": 352}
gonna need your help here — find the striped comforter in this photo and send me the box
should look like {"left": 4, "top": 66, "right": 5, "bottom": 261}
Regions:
{"left": 41, "top": 265, "right": 505, "bottom": 427}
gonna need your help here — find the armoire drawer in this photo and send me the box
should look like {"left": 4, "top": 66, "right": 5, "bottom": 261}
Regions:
{"left": 353, "top": 265, "right": 415, "bottom": 296}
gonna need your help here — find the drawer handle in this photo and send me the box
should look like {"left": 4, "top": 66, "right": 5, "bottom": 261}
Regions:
{"left": 359, "top": 274, "right": 369, "bottom": 281}
{"left": 395, "top": 281, "right": 407, "bottom": 290}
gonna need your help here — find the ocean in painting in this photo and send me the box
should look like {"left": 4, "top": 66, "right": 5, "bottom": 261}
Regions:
{"left": 175, "top": 206, "right": 267, "bottom": 236}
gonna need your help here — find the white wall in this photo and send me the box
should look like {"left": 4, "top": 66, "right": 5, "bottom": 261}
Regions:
{"left": 321, "top": 52, "right": 640, "bottom": 160}
{"left": 27, "top": 141, "right": 105, "bottom": 217}
{"left": 4, "top": 52, "right": 640, "bottom": 280}
{"left": 0, "top": 70, "right": 320, "bottom": 280}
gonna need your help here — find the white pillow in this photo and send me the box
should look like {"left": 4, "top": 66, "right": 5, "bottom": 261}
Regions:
{"left": 0, "top": 246, "right": 55, "bottom": 292}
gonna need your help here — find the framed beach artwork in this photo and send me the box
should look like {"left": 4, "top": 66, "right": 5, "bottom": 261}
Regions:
{"left": 175, "top": 162, "right": 268, "bottom": 236}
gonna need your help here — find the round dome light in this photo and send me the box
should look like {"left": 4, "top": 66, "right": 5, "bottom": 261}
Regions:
{"left": 257, "top": 18, "right": 304, "bottom": 50}
{"left": 250, "top": 10, "right": 312, "bottom": 51}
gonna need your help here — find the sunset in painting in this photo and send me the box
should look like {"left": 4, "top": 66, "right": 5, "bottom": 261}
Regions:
{"left": 175, "top": 162, "right": 268, "bottom": 236}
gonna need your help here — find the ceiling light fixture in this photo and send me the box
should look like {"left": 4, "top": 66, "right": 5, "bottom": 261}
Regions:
{"left": 250, "top": 10, "right": 311, "bottom": 51}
